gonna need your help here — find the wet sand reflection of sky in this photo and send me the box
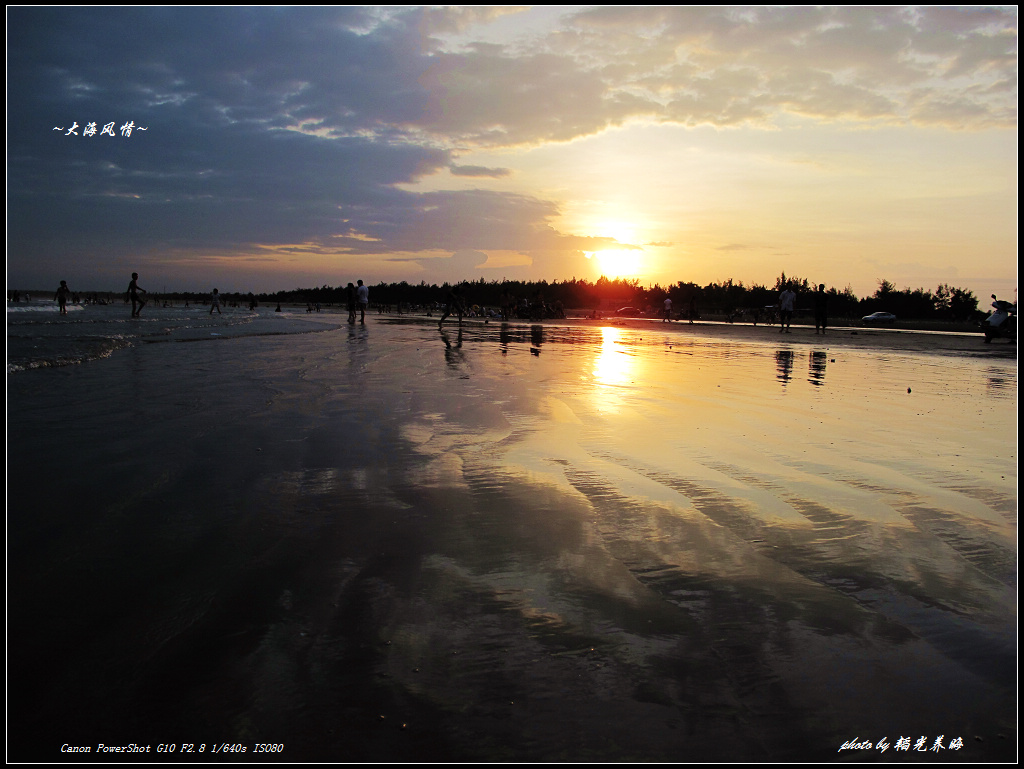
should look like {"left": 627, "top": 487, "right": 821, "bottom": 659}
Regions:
{"left": 415, "top": 321, "right": 1016, "bottom": 427}
{"left": 8, "top": 315, "right": 1016, "bottom": 762}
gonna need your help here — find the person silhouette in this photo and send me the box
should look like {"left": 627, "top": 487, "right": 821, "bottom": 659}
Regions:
{"left": 54, "top": 280, "right": 72, "bottom": 315}
{"left": 779, "top": 283, "right": 796, "bottom": 333}
{"left": 346, "top": 283, "right": 357, "bottom": 324}
{"left": 813, "top": 284, "right": 828, "bottom": 334}
{"left": 438, "top": 287, "right": 465, "bottom": 328}
{"left": 356, "top": 280, "right": 369, "bottom": 323}
{"left": 127, "top": 273, "right": 147, "bottom": 317}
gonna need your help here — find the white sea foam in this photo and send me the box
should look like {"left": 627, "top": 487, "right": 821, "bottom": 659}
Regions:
{"left": 6, "top": 301, "right": 84, "bottom": 313}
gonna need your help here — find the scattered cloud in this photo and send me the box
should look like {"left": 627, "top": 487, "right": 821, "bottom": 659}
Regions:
{"left": 449, "top": 164, "right": 512, "bottom": 178}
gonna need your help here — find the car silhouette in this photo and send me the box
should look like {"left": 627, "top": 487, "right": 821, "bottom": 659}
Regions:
{"left": 861, "top": 312, "right": 896, "bottom": 323}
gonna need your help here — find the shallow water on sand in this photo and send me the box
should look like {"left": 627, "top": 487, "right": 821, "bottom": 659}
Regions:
{"left": 6, "top": 301, "right": 332, "bottom": 372}
{"left": 7, "top": 317, "right": 1016, "bottom": 761}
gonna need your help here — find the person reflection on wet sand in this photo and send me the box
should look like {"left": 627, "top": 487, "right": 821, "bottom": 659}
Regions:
{"left": 500, "top": 323, "right": 511, "bottom": 356}
{"left": 775, "top": 349, "right": 794, "bottom": 385}
{"left": 440, "top": 327, "right": 465, "bottom": 367}
{"left": 808, "top": 350, "right": 828, "bottom": 386}
{"left": 530, "top": 324, "right": 544, "bottom": 356}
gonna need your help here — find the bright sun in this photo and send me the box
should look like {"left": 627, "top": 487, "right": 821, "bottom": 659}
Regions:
{"left": 595, "top": 248, "right": 641, "bottom": 279}
{"left": 586, "top": 221, "right": 643, "bottom": 279}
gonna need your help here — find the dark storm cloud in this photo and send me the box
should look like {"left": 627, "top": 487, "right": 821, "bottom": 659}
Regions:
{"left": 8, "top": 7, "right": 429, "bottom": 136}
{"left": 7, "top": 6, "right": 566, "bottom": 284}
{"left": 10, "top": 121, "right": 449, "bottom": 248}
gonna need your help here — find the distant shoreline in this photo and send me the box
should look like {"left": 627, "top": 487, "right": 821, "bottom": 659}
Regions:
{"left": 7, "top": 297, "right": 1014, "bottom": 359}
{"left": 576, "top": 315, "right": 1015, "bottom": 358}
{"left": 368, "top": 311, "right": 1015, "bottom": 359}
{"left": 261, "top": 303, "right": 990, "bottom": 336}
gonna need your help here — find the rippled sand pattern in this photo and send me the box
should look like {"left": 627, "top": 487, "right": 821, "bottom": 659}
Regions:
{"left": 7, "top": 318, "right": 1016, "bottom": 761}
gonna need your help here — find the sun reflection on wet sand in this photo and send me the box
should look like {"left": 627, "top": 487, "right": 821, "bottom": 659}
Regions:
{"left": 590, "top": 326, "right": 638, "bottom": 412}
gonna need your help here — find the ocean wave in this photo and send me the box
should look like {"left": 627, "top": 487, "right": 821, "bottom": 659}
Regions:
{"left": 7, "top": 302, "right": 85, "bottom": 314}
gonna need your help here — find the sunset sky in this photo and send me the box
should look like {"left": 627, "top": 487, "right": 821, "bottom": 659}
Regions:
{"left": 7, "top": 6, "right": 1018, "bottom": 299}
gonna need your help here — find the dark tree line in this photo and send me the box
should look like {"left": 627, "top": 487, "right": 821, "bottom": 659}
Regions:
{"left": 667, "top": 274, "right": 980, "bottom": 321}
{"left": 156, "top": 273, "right": 981, "bottom": 322}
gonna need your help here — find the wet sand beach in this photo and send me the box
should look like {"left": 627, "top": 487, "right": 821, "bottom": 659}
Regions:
{"left": 7, "top": 313, "right": 1016, "bottom": 762}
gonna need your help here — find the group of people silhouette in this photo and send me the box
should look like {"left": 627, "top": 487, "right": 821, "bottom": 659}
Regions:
{"left": 110, "top": 272, "right": 829, "bottom": 335}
